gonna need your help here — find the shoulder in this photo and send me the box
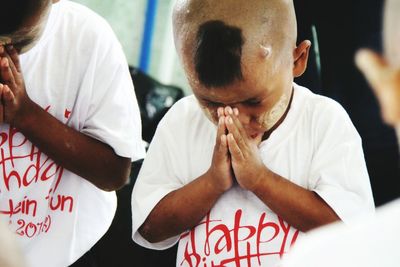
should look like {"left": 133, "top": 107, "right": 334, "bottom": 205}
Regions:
{"left": 159, "top": 95, "right": 207, "bottom": 127}
{"left": 57, "top": 1, "right": 118, "bottom": 48}
{"left": 59, "top": 1, "right": 111, "bottom": 30}
{"left": 294, "top": 84, "right": 357, "bottom": 134}
{"left": 295, "top": 84, "right": 350, "bottom": 119}
{"left": 156, "top": 95, "right": 215, "bottom": 141}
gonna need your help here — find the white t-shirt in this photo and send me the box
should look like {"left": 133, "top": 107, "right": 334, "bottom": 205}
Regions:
{"left": 131, "top": 84, "right": 374, "bottom": 267}
{"left": 0, "top": 220, "right": 25, "bottom": 267}
{"left": 281, "top": 199, "right": 400, "bottom": 267}
{"left": 0, "top": 1, "right": 145, "bottom": 267}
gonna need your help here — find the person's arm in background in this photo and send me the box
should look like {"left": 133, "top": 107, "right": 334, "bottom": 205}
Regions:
{"left": 356, "top": 50, "right": 400, "bottom": 142}
{"left": 356, "top": 0, "right": 400, "bottom": 142}
{"left": 0, "top": 45, "right": 131, "bottom": 192}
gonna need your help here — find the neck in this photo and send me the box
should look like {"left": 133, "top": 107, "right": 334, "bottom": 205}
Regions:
{"left": 262, "top": 87, "right": 294, "bottom": 141}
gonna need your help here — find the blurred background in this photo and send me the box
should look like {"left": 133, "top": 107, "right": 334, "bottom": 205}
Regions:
{"left": 71, "top": 1, "right": 399, "bottom": 266}
{"left": 74, "top": 0, "right": 190, "bottom": 93}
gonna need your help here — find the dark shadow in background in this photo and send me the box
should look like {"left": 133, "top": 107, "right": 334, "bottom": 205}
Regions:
{"left": 294, "top": 0, "right": 400, "bottom": 207}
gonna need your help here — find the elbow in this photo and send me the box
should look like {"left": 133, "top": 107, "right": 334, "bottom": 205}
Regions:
{"left": 302, "top": 214, "right": 341, "bottom": 232}
{"left": 99, "top": 158, "right": 132, "bottom": 192}
{"left": 138, "top": 222, "right": 165, "bottom": 244}
{"left": 101, "top": 175, "right": 129, "bottom": 192}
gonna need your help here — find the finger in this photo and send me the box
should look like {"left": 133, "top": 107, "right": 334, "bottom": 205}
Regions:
{"left": 0, "top": 84, "right": 4, "bottom": 122}
{"left": 214, "top": 120, "right": 229, "bottom": 162}
{"left": 217, "top": 107, "right": 225, "bottom": 117}
{"left": 225, "top": 116, "right": 247, "bottom": 150}
{"left": 229, "top": 108, "right": 248, "bottom": 138}
{"left": 355, "top": 49, "right": 390, "bottom": 91}
{"left": 219, "top": 134, "right": 228, "bottom": 154}
{"left": 6, "top": 45, "right": 21, "bottom": 73}
{"left": 227, "top": 133, "right": 244, "bottom": 161}
{"left": 224, "top": 106, "right": 234, "bottom": 117}
{"left": 2, "top": 84, "right": 15, "bottom": 104}
{"left": 0, "top": 57, "right": 16, "bottom": 87}
{"left": 3, "top": 49, "right": 19, "bottom": 80}
{"left": 215, "top": 116, "right": 226, "bottom": 147}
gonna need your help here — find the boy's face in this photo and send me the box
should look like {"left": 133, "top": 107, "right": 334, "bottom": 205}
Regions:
{"left": 0, "top": 1, "right": 52, "bottom": 54}
{"left": 192, "top": 53, "right": 294, "bottom": 138}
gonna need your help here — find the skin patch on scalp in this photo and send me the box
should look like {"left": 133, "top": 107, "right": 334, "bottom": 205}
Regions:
{"left": 257, "top": 89, "right": 291, "bottom": 130}
{"left": 259, "top": 43, "right": 272, "bottom": 58}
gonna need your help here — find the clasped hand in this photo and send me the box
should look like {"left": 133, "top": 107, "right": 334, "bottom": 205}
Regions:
{"left": 0, "top": 45, "right": 31, "bottom": 126}
{"left": 208, "top": 106, "right": 267, "bottom": 193}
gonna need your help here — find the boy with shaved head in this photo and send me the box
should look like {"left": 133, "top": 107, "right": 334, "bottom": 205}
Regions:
{"left": 0, "top": 0, "right": 145, "bottom": 266}
{"left": 132, "top": 0, "right": 374, "bottom": 266}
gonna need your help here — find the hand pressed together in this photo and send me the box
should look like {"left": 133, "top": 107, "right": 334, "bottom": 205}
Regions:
{"left": 207, "top": 105, "right": 268, "bottom": 193}
{"left": 0, "top": 45, "right": 33, "bottom": 126}
{"left": 223, "top": 106, "right": 267, "bottom": 191}
{"left": 206, "top": 107, "right": 235, "bottom": 193}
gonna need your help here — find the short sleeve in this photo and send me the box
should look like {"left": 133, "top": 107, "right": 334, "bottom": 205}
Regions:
{"left": 309, "top": 101, "right": 375, "bottom": 222}
{"left": 79, "top": 20, "right": 145, "bottom": 161}
{"left": 131, "top": 109, "right": 186, "bottom": 250}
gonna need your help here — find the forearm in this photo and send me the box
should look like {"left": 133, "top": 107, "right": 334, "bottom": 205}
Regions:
{"left": 253, "top": 168, "right": 340, "bottom": 232}
{"left": 13, "top": 99, "right": 131, "bottom": 191}
{"left": 139, "top": 170, "right": 225, "bottom": 243}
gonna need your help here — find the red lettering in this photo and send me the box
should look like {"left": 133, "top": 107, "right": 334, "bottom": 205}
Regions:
{"left": 181, "top": 209, "right": 300, "bottom": 267}
{"left": 0, "top": 197, "right": 37, "bottom": 217}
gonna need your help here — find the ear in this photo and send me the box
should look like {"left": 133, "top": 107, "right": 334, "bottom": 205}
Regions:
{"left": 293, "top": 40, "right": 311, "bottom": 77}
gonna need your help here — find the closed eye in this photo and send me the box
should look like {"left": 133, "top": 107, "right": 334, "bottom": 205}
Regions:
{"left": 204, "top": 101, "right": 222, "bottom": 107}
{"left": 243, "top": 99, "right": 262, "bottom": 106}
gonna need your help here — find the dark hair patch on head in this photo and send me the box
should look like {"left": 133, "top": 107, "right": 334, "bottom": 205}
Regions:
{"left": 195, "top": 20, "right": 244, "bottom": 88}
{"left": 0, "top": 0, "right": 47, "bottom": 35}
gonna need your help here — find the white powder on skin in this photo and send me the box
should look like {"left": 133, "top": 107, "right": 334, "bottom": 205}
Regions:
{"left": 257, "top": 89, "right": 291, "bottom": 130}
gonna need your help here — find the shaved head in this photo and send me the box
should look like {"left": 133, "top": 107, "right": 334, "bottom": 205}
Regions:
{"left": 173, "top": 0, "right": 298, "bottom": 87}
{"left": 173, "top": 0, "right": 310, "bottom": 135}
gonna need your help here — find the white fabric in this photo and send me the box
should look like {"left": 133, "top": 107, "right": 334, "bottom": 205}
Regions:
{"left": 0, "top": 220, "right": 25, "bottom": 267}
{"left": 131, "top": 84, "right": 374, "bottom": 267}
{"left": 0, "top": 1, "right": 145, "bottom": 267}
{"left": 281, "top": 199, "right": 400, "bottom": 267}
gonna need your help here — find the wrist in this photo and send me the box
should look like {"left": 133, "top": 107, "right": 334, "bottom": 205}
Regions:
{"left": 247, "top": 165, "right": 272, "bottom": 193}
{"left": 204, "top": 168, "right": 231, "bottom": 195}
{"left": 12, "top": 97, "right": 38, "bottom": 131}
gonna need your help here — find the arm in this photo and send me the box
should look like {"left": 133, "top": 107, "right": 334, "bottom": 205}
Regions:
{"left": 356, "top": 49, "right": 400, "bottom": 140}
{"left": 250, "top": 169, "right": 339, "bottom": 232}
{"left": 224, "top": 107, "right": 339, "bottom": 232}
{"left": 0, "top": 45, "right": 131, "bottom": 191}
{"left": 139, "top": 111, "right": 234, "bottom": 243}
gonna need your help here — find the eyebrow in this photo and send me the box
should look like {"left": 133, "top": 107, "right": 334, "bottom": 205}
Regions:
{"left": 200, "top": 96, "right": 260, "bottom": 106}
